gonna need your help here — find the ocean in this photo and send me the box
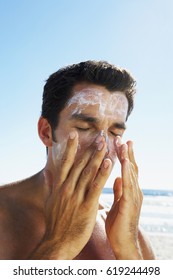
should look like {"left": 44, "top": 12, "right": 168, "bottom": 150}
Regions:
{"left": 101, "top": 188, "right": 173, "bottom": 236}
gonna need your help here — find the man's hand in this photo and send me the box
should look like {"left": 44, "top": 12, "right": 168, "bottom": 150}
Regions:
{"left": 30, "top": 132, "right": 112, "bottom": 260}
{"left": 105, "top": 137, "right": 143, "bottom": 259}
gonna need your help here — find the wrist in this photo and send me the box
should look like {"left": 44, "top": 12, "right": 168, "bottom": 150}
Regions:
{"left": 29, "top": 239, "right": 70, "bottom": 260}
{"left": 114, "top": 241, "right": 143, "bottom": 260}
{"left": 116, "top": 250, "right": 143, "bottom": 260}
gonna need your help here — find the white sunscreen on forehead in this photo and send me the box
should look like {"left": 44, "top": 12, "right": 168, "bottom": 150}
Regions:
{"left": 66, "top": 88, "right": 128, "bottom": 117}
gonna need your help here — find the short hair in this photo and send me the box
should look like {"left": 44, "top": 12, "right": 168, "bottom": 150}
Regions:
{"left": 41, "top": 60, "right": 136, "bottom": 131}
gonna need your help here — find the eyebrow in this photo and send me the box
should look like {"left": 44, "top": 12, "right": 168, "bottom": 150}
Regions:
{"left": 70, "top": 113, "right": 126, "bottom": 130}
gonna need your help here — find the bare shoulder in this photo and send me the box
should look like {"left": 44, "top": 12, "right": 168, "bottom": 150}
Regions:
{"left": 0, "top": 180, "right": 33, "bottom": 216}
{"left": 0, "top": 181, "right": 20, "bottom": 216}
{"left": 0, "top": 179, "right": 45, "bottom": 259}
{"left": 0, "top": 182, "right": 22, "bottom": 259}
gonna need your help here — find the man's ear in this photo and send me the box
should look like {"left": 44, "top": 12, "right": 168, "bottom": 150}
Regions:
{"left": 38, "top": 117, "right": 53, "bottom": 147}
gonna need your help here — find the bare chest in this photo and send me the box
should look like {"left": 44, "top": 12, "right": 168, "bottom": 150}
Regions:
{"left": 0, "top": 201, "right": 114, "bottom": 260}
{"left": 0, "top": 203, "right": 45, "bottom": 260}
{"left": 75, "top": 211, "right": 115, "bottom": 260}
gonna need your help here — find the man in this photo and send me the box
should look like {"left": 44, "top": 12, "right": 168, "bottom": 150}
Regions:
{"left": 0, "top": 60, "right": 155, "bottom": 259}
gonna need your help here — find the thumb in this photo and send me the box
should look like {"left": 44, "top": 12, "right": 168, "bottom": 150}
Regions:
{"left": 113, "top": 177, "right": 123, "bottom": 203}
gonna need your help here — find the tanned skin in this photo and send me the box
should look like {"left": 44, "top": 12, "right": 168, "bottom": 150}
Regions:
{"left": 0, "top": 83, "right": 155, "bottom": 260}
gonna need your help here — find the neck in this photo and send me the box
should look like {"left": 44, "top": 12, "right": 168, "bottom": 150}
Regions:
{"left": 26, "top": 169, "right": 50, "bottom": 210}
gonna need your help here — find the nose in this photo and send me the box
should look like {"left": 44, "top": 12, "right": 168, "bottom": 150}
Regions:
{"left": 99, "top": 130, "right": 117, "bottom": 164}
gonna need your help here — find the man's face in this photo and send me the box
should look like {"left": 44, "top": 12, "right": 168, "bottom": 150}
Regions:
{"left": 51, "top": 83, "right": 128, "bottom": 167}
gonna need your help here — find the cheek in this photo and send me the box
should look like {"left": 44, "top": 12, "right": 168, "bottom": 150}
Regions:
{"left": 51, "top": 132, "right": 98, "bottom": 166}
{"left": 51, "top": 131, "right": 118, "bottom": 166}
{"left": 77, "top": 133, "right": 97, "bottom": 153}
{"left": 52, "top": 139, "right": 67, "bottom": 167}
{"left": 51, "top": 130, "right": 68, "bottom": 166}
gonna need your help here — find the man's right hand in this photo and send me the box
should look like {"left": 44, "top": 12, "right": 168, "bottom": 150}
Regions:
{"left": 30, "top": 132, "right": 112, "bottom": 260}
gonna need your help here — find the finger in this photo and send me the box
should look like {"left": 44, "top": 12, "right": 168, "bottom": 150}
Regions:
{"left": 121, "top": 157, "right": 133, "bottom": 196}
{"left": 74, "top": 139, "right": 108, "bottom": 196}
{"left": 86, "top": 158, "right": 112, "bottom": 205}
{"left": 128, "top": 163, "right": 143, "bottom": 204}
{"left": 126, "top": 141, "right": 138, "bottom": 176}
{"left": 66, "top": 135, "right": 107, "bottom": 194}
{"left": 57, "top": 131, "right": 79, "bottom": 186}
{"left": 114, "top": 136, "right": 122, "bottom": 160}
{"left": 115, "top": 139, "right": 138, "bottom": 189}
{"left": 113, "top": 177, "right": 123, "bottom": 203}
{"left": 126, "top": 141, "right": 140, "bottom": 194}
{"left": 114, "top": 137, "right": 129, "bottom": 164}
{"left": 63, "top": 146, "right": 96, "bottom": 197}
{"left": 122, "top": 158, "right": 142, "bottom": 207}
{"left": 106, "top": 178, "right": 122, "bottom": 232}
{"left": 121, "top": 143, "right": 129, "bottom": 161}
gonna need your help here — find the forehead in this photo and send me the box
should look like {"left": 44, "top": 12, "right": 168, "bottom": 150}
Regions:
{"left": 65, "top": 83, "right": 128, "bottom": 120}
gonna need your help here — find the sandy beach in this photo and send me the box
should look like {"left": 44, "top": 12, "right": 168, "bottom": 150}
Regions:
{"left": 148, "top": 234, "right": 173, "bottom": 260}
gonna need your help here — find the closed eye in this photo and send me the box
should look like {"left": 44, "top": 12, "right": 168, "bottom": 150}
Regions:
{"left": 110, "top": 131, "right": 121, "bottom": 137}
{"left": 76, "top": 127, "right": 90, "bottom": 131}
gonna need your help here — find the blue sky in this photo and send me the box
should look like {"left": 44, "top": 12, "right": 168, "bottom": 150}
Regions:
{"left": 0, "top": 0, "right": 173, "bottom": 189}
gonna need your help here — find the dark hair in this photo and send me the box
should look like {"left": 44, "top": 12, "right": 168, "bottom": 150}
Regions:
{"left": 41, "top": 60, "right": 136, "bottom": 131}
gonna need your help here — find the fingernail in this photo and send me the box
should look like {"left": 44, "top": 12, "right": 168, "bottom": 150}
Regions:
{"left": 97, "top": 141, "right": 104, "bottom": 151}
{"left": 95, "top": 134, "right": 103, "bottom": 144}
{"left": 69, "top": 131, "right": 76, "bottom": 139}
{"left": 103, "top": 159, "right": 110, "bottom": 169}
{"left": 114, "top": 136, "right": 121, "bottom": 147}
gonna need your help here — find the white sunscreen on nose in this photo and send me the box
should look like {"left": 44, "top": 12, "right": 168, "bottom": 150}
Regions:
{"left": 100, "top": 130, "right": 104, "bottom": 137}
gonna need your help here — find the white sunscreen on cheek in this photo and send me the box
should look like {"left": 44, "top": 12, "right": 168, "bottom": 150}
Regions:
{"left": 52, "top": 140, "right": 67, "bottom": 167}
